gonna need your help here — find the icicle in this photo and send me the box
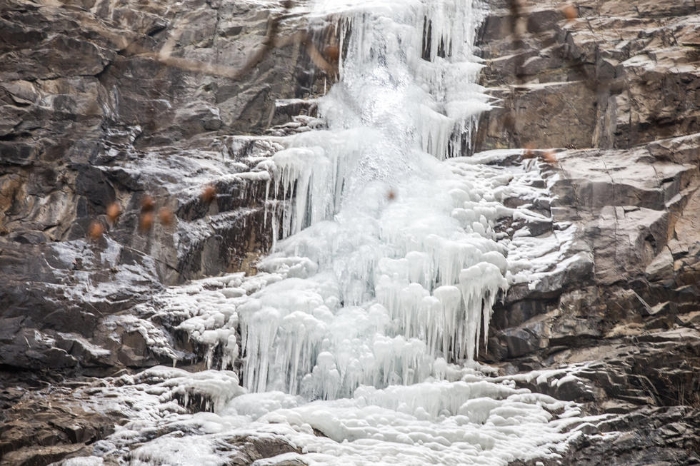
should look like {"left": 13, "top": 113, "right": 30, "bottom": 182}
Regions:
{"left": 458, "top": 263, "right": 508, "bottom": 361}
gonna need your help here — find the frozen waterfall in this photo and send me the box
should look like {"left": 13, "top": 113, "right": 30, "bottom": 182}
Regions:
{"left": 239, "top": 0, "right": 506, "bottom": 399}
{"left": 86, "top": 1, "right": 588, "bottom": 464}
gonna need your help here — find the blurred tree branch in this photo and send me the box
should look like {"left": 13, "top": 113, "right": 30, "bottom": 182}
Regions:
{"left": 80, "top": 0, "right": 336, "bottom": 80}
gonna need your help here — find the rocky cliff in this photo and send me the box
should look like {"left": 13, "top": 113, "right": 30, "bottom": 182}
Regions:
{"left": 0, "top": 0, "right": 332, "bottom": 373}
{"left": 1, "top": 0, "right": 330, "bottom": 462}
{"left": 476, "top": 0, "right": 700, "bottom": 463}
{"left": 0, "top": 0, "right": 699, "bottom": 464}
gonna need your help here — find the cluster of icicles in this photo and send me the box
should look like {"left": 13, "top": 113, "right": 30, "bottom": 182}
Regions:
{"left": 175, "top": 0, "right": 517, "bottom": 402}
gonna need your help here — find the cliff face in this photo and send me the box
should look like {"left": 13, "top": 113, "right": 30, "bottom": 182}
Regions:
{"left": 0, "top": 3, "right": 329, "bottom": 460}
{"left": 0, "top": 0, "right": 699, "bottom": 464}
{"left": 475, "top": 0, "right": 700, "bottom": 463}
{"left": 0, "top": 0, "right": 331, "bottom": 371}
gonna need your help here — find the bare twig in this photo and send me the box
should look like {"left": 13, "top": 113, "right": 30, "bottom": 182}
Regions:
{"left": 77, "top": 0, "right": 336, "bottom": 80}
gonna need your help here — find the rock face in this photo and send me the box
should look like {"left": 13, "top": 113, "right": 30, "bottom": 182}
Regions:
{"left": 475, "top": 0, "right": 700, "bottom": 463}
{"left": 0, "top": 0, "right": 699, "bottom": 464}
{"left": 0, "top": 0, "right": 315, "bottom": 268}
{"left": 0, "top": 371, "right": 117, "bottom": 465}
{"left": 0, "top": 2, "right": 334, "bottom": 460}
{"left": 0, "top": 1, "right": 335, "bottom": 461}
{"left": 0, "top": 0, "right": 332, "bottom": 372}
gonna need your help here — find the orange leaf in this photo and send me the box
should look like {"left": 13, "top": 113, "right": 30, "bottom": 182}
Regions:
{"left": 139, "top": 212, "right": 155, "bottom": 233}
{"left": 158, "top": 207, "right": 175, "bottom": 226}
{"left": 88, "top": 221, "right": 104, "bottom": 240}
{"left": 201, "top": 185, "right": 217, "bottom": 204}
{"left": 106, "top": 202, "right": 122, "bottom": 223}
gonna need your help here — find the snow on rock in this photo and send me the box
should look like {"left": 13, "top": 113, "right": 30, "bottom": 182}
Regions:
{"left": 76, "top": 366, "right": 590, "bottom": 466}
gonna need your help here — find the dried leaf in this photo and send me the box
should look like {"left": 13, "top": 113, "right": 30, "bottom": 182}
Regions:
{"left": 139, "top": 211, "right": 155, "bottom": 233}
{"left": 201, "top": 185, "right": 217, "bottom": 204}
{"left": 158, "top": 207, "right": 175, "bottom": 226}
{"left": 541, "top": 150, "right": 558, "bottom": 164}
{"left": 561, "top": 4, "right": 578, "bottom": 22}
{"left": 522, "top": 143, "right": 537, "bottom": 159}
{"left": 87, "top": 221, "right": 104, "bottom": 240}
{"left": 141, "top": 195, "right": 155, "bottom": 213}
{"left": 106, "top": 202, "right": 122, "bottom": 223}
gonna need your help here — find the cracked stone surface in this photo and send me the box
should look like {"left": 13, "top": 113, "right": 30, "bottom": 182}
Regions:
{"left": 476, "top": 1, "right": 700, "bottom": 464}
{"left": 0, "top": 0, "right": 333, "bottom": 371}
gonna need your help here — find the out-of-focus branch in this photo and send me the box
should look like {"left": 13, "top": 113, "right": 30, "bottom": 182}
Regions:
{"left": 78, "top": 0, "right": 336, "bottom": 80}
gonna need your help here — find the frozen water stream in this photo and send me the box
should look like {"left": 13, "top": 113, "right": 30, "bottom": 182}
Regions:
{"left": 71, "top": 0, "right": 592, "bottom": 464}
{"left": 240, "top": 0, "right": 506, "bottom": 398}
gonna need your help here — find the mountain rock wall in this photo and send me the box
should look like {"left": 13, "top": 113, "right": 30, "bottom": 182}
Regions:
{"left": 0, "top": 0, "right": 699, "bottom": 464}
{"left": 475, "top": 1, "right": 700, "bottom": 463}
{"left": 0, "top": 0, "right": 334, "bottom": 373}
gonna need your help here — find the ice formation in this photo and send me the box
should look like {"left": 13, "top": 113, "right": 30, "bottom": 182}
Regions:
{"left": 232, "top": 0, "right": 511, "bottom": 399}
{"left": 78, "top": 365, "right": 598, "bottom": 465}
{"left": 87, "top": 0, "right": 590, "bottom": 463}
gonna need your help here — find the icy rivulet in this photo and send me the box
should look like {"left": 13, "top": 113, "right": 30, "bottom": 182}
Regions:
{"left": 82, "top": 0, "right": 588, "bottom": 464}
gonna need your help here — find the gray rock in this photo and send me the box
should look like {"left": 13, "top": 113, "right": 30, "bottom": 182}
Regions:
{"left": 0, "top": 0, "right": 332, "bottom": 375}
{"left": 645, "top": 247, "right": 675, "bottom": 282}
{"left": 503, "top": 328, "right": 539, "bottom": 358}
{"left": 475, "top": 1, "right": 700, "bottom": 463}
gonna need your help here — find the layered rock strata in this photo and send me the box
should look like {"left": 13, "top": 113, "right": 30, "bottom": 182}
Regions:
{"left": 475, "top": 0, "right": 700, "bottom": 463}
{"left": 0, "top": 0, "right": 331, "bottom": 372}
